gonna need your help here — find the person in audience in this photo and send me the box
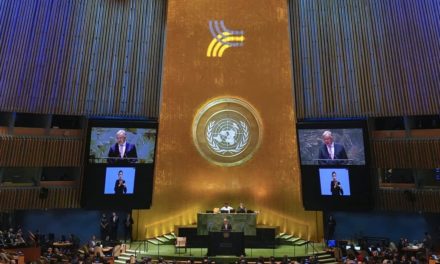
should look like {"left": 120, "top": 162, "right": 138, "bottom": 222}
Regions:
{"left": 114, "top": 170, "right": 128, "bottom": 195}
{"left": 15, "top": 233, "right": 26, "bottom": 245}
{"left": 0, "top": 249, "right": 13, "bottom": 263}
{"left": 330, "top": 171, "right": 344, "bottom": 196}
{"left": 255, "top": 256, "right": 264, "bottom": 264}
{"left": 318, "top": 130, "right": 348, "bottom": 165}
{"left": 220, "top": 203, "right": 234, "bottom": 213}
{"left": 423, "top": 231, "right": 433, "bottom": 258}
{"left": 6, "top": 228, "right": 16, "bottom": 245}
{"left": 100, "top": 213, "right": 109, "bottom": 240}
{"left": 88, "top": 235, "right": 97, "bottom": 253}
{"left": 69, "top": 233, "right": 80, "bottom": 248}
{"left": 281, "top": 255, "right": 291, "bottom": 264}
{"left": 29, "top": 229, "right": 40, "bottom": 246}
{"left": 128, "top": 255, "right": 137, "bottom": 264}
{"left": 0, "top": 231, "right": 4, "bottom": 247}
{"left": 221, "top": 218, "right": 232, "bottom": 231}
{"left": 102, "top": 235, "right": 112, "bottom": 247}
{"left": 107, "top": 130, "right": 138, "bottom": 164}
{"left": 124, "top": 213, "right": 134, "bottom": 243}
{"left": 44, "top": 247, "right": 54, "bottom": 259}
{"left": 236, "top": 202, "right": 247, "bottom": 213}
{"left": 236, "top": 255, "right": 247, "bottom": 264}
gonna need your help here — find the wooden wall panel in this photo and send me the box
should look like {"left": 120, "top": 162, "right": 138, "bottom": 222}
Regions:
{"left": 374, "top": 189, "right": 440, "bottom": 213}
{"left": 0, "top": 187, "right": 80, "bottom": 210}
{"left": 289, "top": 0, "right": 440, "bottom": 118}
{"left": 0, "top": 136, "right": 83, "bottom": 167}
{"left": 371, "top": 139, "right": 440, "bottom": 169}
{"left": 0, "top": 0, "right": 165, "bottom": 118}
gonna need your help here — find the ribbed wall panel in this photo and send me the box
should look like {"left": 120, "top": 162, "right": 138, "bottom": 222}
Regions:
{"left": 374, "top": 189, "right": 440, "bottom": 213}
{"left": 0, "top": 187, "right": 80, "bottom": 210}
{"left": 0, "top": 0, "right": 166, "bottom": 118}
{"left": 0, "top": 136, "right": 83, "bottom": 167}
{"left": 371, "top": 139, "right": 440, "bottom": 169}
{"left": 289, "top": 0, "right": 440, "bottom": 118}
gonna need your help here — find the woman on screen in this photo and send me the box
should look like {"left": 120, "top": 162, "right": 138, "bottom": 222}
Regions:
{"left": 330, "top": 171, "right": 344, "bottom": 196}
{"left": 114, "top": 170, "right": 127, "bottom": 195}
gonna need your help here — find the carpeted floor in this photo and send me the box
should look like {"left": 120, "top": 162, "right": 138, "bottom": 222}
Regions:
{"left": 127, "top": 242, "right": 326, "bottom": 259}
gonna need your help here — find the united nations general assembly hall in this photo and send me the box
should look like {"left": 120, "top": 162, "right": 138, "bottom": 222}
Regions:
{"left": 0, "top": 0, "right": 439, "bottom": 263}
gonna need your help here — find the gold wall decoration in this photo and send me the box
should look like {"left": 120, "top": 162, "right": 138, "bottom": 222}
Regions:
{"left": 206, "top": 20, "right": 245, "bottom": 58}
{"left": 192, "top": 97, "right": 262, "bottom": 166}
{"left": 133, "top": 0, "right": 323, "bottom": 241}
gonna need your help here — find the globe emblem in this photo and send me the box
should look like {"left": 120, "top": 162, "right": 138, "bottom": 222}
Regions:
{"left": 206, "top": 118, "right": 249, "bottom": 156}
{"left": 193, "top": 97, "right": 262, "bottom": 166}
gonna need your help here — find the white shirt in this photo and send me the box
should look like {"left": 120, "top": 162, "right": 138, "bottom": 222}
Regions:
{"left": 327, "top": 143, "right": 334, "bottom": 159}
{"left": 220, "top": 205, "right": 234, "bottom": 213}
{"left": 119, "top": 142, "right": 126, "bottom": 158}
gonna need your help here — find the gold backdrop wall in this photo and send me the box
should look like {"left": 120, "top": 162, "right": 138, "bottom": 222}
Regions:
{"left": 133, "top": 0, "right": 323, "bottom": 241}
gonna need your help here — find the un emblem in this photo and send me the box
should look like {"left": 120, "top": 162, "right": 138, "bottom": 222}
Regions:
{"left": 193, "top": 98, "right": 262, "bottom": 166}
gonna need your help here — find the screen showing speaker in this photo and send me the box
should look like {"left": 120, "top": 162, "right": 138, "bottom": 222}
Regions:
{"left": 81, "top": 119, "right": 157, "bottom": 209}
{"left": 297, "top": 128, "right": 366, "bottom": 165}
{"left": 88, "top": 127, "right": 156, "bottom": 164}
{"left": 297, "top": 120, "right": 372, "bottom": 210}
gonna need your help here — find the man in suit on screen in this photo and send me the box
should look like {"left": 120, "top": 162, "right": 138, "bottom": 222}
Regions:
{"left": 318, "top": 130, "right": 348, "bottom": 165}
{"left": 107, "top": 130, "right": 138, "bottom": 164}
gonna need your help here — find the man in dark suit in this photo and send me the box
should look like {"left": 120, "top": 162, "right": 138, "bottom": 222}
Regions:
{"left": 114, "top": 170, "right": 127, "bottom": 195}
{"left": 124, "top": 213, "right": 134, "bottom": 243}
{"left": 107, "top": 130, "right": 138, "bottom": 164}
{"left": 100, "top": 213, "right": 109, "bottom": 241}
{"left": 318, "top": 130, "right": 348, "bottom": 165}
{"left": 236, "top": 202, "right": 246, "bottom": 213}
{"left": 330, "top": 171, "right": 343, "bottom": 196}
{"left": 221, "top": 218, "right": 232, "bottom": 231}
{"left": 110, "top": 212, "right": 119, "bottom": 241}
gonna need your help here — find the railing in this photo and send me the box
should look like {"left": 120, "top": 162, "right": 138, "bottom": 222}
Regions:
{"left": 133, "top": 240, "right": 148, "bottom": 258}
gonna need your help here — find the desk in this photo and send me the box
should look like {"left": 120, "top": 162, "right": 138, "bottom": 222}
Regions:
{"left": 197, "top": 213, "right": 257, "bottom": 236}
{"left": 52, "top": 242, "right": 73, "bottom": 248}
{"left": 402, "top": 246, "right": 424, "bottom": 256}
{"left": 102, "top": 246, "right": 113, "bottom": 253}
{"left": 207, "top": 232, "right": 244, "bottom": 256}
{"left": 4, "top": 246, "right": 40, "bottom": 262}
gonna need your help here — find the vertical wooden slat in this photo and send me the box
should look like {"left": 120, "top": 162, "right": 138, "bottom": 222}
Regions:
{"left": 290, "top": 0, "right": 440, "bottom": 118}
{"left": 0, "top": 135, "right": 83, "bottom": 167}
{"left": 0, "top": 0, "right": 165, "bottom": 118}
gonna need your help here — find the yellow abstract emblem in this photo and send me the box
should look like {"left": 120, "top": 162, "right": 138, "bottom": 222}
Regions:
{"left": 206, "top": 20, "right": 245, "bottom": 58}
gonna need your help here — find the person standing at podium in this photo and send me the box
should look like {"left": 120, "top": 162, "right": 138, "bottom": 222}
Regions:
{"left": 107, "top": 130, "right": 138, "bottom": 164}
{"left": 221, "top": 218, "right": 232, "bottom": 231}
{"left": 318, "top": 130, "right": 348, "bottom": 165}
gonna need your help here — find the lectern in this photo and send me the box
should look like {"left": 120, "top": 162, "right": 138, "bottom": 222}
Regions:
{"left": 207, "top": 231, "right": 244, "bottom": 256}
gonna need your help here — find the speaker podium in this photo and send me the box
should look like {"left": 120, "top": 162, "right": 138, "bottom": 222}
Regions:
{"left": 207, "top": 231, "right": 244, "bottom": 256}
